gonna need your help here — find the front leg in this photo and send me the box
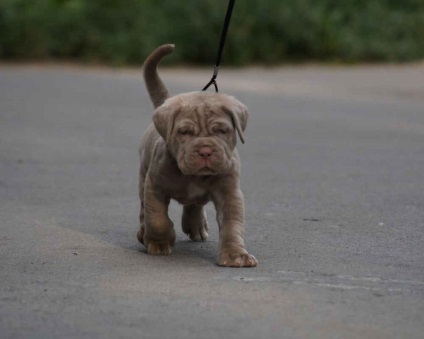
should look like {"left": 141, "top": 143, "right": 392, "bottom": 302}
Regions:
{"left": 142, "top": 174, "right": 175, "bottom": 255}
{"left": 212, "top": 179, "right": 257, "bottom": 267}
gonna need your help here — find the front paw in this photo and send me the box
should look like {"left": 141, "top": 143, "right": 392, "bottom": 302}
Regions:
{"left": 146, "top": 240, "right": 174, "bottom": 255}
{"left": 143, "top": 229, "right": 176, "bottom": 255}
{"left": 218, "top": 251, "right": 258, "bottom": 267}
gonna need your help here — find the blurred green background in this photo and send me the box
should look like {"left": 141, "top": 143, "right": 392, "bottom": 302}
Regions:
{"left": 1, "top": 0, "right": 424, "bottom": 65}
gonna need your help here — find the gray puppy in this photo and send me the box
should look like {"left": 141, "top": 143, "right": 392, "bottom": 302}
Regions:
{"left": 138, "top": 44, "right": 257, "bottom": 267}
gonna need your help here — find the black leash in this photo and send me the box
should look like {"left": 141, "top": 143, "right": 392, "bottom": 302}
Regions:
{"left": 202, "top": 0, "right": 236, "bottom": 92}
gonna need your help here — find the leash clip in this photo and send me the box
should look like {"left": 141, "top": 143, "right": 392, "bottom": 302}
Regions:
{"left": 202, "top": 66, "right": 220, "bottom": 92}
{"left": 202, "top": 0, "right": 235, "bottom": 93}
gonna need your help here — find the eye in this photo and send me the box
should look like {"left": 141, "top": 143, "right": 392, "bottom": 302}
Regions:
{"left": 215, "top": 128, "right": 229, "bottom": 135}
{"left": 179, "top": 129, "right": 193, "bottom": 136}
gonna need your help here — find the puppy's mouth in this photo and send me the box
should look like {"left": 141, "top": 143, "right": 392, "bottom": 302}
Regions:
{"left": 180, "top": 161, "right": 219, "bottom": 176}
{"left": 177, "top": 145, "right": 230, "bottom": 176}
{"left": 194, "top": 167, "right": 217, "bottom": 175}
{"left": 178, "top": 156, "right": 226, "bottom": 176}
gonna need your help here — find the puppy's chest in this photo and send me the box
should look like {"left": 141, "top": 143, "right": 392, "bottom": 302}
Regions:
{"left": 172, "top": 182, "right": 210, "bottom": 205}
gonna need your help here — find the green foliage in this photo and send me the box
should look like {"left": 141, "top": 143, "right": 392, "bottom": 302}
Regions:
{"left": 1, "top": 0, "right": 423, "bottom": 64}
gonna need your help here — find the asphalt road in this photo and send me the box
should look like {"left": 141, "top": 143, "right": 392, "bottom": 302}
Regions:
{"left": 1, "top": 64, "right": 424, "bottom": 339}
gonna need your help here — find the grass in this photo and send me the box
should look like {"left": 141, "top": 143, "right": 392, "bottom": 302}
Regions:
{"left": 1, "top": 0, "right": 423, "bottom": 65}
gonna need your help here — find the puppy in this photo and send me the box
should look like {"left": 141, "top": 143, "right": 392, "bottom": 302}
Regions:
{"left": 137, "top": 44, "right": 257, "bottom": 267}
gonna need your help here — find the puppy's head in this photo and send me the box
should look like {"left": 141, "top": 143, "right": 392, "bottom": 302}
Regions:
{"left": 153, "top": 92, "right": 248, "bottom": 175}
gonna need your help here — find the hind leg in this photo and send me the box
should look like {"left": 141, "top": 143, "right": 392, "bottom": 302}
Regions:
{"left": 137, "top": 166, "right": 146, "bottom": 244}
{"left": 137, "top": 201, "right": 146, "bottom": 244}
{"left": 182, "top": 204, "right": 209, "bottom": 241}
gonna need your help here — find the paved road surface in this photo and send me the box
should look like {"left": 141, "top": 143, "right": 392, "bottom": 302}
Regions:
{"left": 1, "top": 64, "right": 424, "bottom": 338}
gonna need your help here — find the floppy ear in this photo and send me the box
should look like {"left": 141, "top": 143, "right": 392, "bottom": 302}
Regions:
{"left": 152, "top": 106, "right": 181, "bottom": 143}
{"left": 221, "top": 99, "right": 249, "bottom": 144}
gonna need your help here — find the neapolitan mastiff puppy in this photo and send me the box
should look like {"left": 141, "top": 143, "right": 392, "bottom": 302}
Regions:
{"left": 137, "top": 44, "right": 257, "bottom": 267}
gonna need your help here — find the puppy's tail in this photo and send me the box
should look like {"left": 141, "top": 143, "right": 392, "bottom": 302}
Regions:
{"left": 143, "top": 44, "right": 175, "bottom": 108}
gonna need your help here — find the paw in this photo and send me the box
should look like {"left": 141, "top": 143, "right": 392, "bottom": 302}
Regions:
{"left": 144, "top": 233, "right": 175, "bottom": 255}
{"left": 146, "top": 240, "right": 173, "bottom": 255}
{"left": 182, "top": 217, "right": 209, "bottom": 242}
{"left": 139, "top": 225, "right": 175, "bottom": 255}
{"left": 218, "top": 252, "right": 258, "bottom": 267}
{"left": 187, "top": 220, "right": 209, "bottom": 242}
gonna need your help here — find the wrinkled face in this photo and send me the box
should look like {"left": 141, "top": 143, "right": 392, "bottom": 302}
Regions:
{"left": 152, "top": 92, "right": 248, "bottom": 176}
{"left": 171, "top": 109, "right": 236, "bottom": 175}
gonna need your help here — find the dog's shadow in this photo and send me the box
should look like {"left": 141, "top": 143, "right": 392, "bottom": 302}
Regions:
{"left": 131, "top": 203, "right": 220, "bottom": 265}
{"left": 115, "top": 205, "right": 220, "bottom": 266}
{"left": 59, "top": 200, "right": 221, "bottom": 266}
{"left": 125, "top": 236, "right": 218, "bottom": 266}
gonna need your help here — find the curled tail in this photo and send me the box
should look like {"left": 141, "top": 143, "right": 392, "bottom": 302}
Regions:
{"left": 143, "top": 44, "right": 175, "bottom": 108}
